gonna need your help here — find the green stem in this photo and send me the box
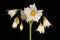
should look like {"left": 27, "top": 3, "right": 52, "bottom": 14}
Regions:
{"left": 29, "top": 21, "right": 33, "bottom": 40}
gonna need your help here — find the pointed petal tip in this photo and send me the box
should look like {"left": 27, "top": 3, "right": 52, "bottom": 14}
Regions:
{"left": 12, "top": 23, "right": 17, "bottom": 29}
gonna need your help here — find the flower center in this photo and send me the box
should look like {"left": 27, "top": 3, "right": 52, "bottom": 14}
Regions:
{"left": 31, "top": 10, "right": 36, "bottom": 16}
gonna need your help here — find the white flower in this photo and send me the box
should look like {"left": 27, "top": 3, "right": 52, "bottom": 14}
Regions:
{"left": 20, "top": 3, "right": 43, "bottom": 22}
{"left": 43, "top": 16, "right": 52, "bottom": 28}
{"left": 7, "top": 9, "right": 19, "bottom": 18}
{"left": 12, "top": 16, "right": 19, "bottom": 28}
{"left": 19, "top": 23, "right": 23, "bottom": 31}
{"left": 36, "top": 22, "right": 45, "bottom": 33}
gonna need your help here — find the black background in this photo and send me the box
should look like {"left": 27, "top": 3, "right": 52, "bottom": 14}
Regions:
{"left": 0, "top": 0, "right": 59, "bottom": 40}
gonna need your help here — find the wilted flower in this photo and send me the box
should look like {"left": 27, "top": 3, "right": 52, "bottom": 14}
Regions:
{"left": 12, "top": 16, "right": 19, "bottom": 28}
{"left": 36, "top": 22, "right": 45, "bottom": 33}
{"left": 7, "top": 9, "right": 19, "bottom": 18}
{"left": 43, "top": 16, "right": 52, "bottom": 28}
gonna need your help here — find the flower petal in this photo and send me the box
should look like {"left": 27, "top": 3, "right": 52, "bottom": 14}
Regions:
{"left": 26, "top": 16, "right": 33, "bottom": 22}
{"left": 33, "top": 10, "right": 43, "bottom": 22}
{"left": 24, "top": 7, "right": 31, "bottom": 17}
{"left": 36, "top": 10, "right": 43, "bottom": 16}
{"left": 12, "top": 16, "right": 19, "bottom": 28}
{"left": 33, "top": 15, "right": 40, "bottom": 22}
{"left": 36, "top": 22, "right": 45, "bottom": 33}
{"left": 43, "top": 19, "right": 51, "bottom": 28}
{"left": 37, "top": 27, "right": 45, "bottom": 33}
{"left": 29, "top": 3, "right": 37, "bottom": 11}
{"left": 43, "top": 16, "right": 52, "bottom": 28}
{"left": 7, "top": 9, "right": 19, "bottom": 18}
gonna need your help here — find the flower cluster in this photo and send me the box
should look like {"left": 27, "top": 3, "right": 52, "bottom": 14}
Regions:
{"left": 7, "top": 3, "right": 52, "bottom": 34}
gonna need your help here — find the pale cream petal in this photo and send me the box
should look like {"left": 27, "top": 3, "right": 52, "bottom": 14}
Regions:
{"left": 33, "top": 10, "right": 43, "bottom": 22}
{"left": 36, "top": 10, "right": 43, "bottom": 16}
{"left": 7, "top": 9, "right": 19, "bottom": 18}
{"left": 12, "top": 16, "right": 19, "bottom": 28}
{"left": 36, "top": 22, "right": 45, "bottom": 33}
{"left": 26, "top": 16, "right": 33, "bottom": 22}
{"left": 33, "top": 15, "right": 40, "bottom": 22}
{"left": 19, "top": 23, "right": 23, "bottom": 31}
{"left": 43, "top": 20, "right": 51, "bottom": 28}
{"left": 36, "top": 26, "right": 45, "bottom": 33}
{"left": 29, "top": 3, "right": 37, "bottom": 11}
{"left": 43, "top": 16, "right": 52, "bottom": 28}
{"left": 21, "top": 7, "right": 32, "bottom": 22}
{"left": 24, "top": 7, "right": 31, "bottom": 17}
{"left": 12, "top": 22, "right": 18, "bottom": 28}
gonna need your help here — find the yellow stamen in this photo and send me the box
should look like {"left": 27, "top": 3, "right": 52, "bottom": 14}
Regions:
{"left": 31, "top": 10, "right": 36, "bottom": 16}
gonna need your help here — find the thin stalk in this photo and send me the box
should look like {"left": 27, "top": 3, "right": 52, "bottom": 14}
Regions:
{"left": 29, "top": 21, "right": 33, "bottom": 40}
